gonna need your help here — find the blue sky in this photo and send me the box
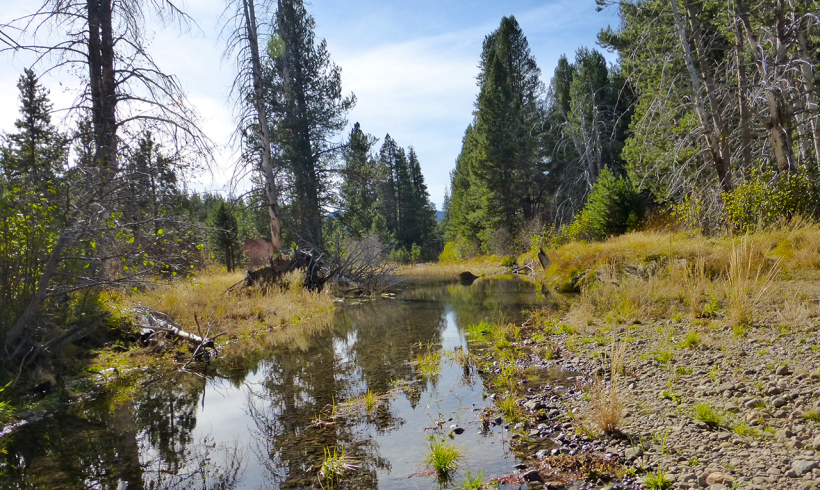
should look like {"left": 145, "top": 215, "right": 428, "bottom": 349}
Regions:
{"left": 0, "top": 0, "right": 619, "bottom": 209}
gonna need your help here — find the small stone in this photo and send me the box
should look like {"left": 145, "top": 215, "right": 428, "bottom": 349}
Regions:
{"left": 706, "top": 472, "right": 734, "bottom": 485}
{"left": 812, "top": 435, "right": 820, "bottom": 450}
{"left": 776, "top": 365, "right": 791, "bottom": 376}
{"left": 792, "top": 460, "right": 818, "bottom": 477}
{"left": 772, "top": 397, "right": 787, "bottom": 408}
{"left": 624, "top": 447, "right": 643, "bottom": 459}
{"left": 708, "top": 485, "right": 728, "bottom": 490}
{"left": 453, "top": 427, "right": 465, "bottom": 435}
{"left": 745, "top": 398, "right": 764, "bottom": 409}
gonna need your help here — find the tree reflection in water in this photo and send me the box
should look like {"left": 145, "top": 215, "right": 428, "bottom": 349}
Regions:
{"left": 0, "top": 278, "right": 544, "bottom": 489}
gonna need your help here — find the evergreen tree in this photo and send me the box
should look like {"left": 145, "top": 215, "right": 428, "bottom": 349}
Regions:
{"left": 445, "top": 16, "right": 548, "bottom": 252}
{"left": 339, "top": 123, "right": 378, "bottom": 237}
{"left": 405, "top": 147, "right": 438, "bottom": 253}
{"left": 209, "top": 201, "right": 241, "bottom": 272}
{"left": 375, "top": 134, "right": 401, "bottom": 237}
{"left": 123, "top": 132, "right": 178, "bottom": 233}
{"left": 1, "top": 69, "right": 66, "bottom": 184}
{"left": 473, "top": 16, "right": 546, "bottom": 235}
{"left": 268, "top": 0, "right": 355, "bottom": 247}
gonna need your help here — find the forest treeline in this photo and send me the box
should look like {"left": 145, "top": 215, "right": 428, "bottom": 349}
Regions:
{"left": 443, "top": 2, "right": 820, "bottom": 258}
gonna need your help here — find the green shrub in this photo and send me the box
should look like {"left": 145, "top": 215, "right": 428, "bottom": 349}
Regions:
{"left": 562, "top": 168, "right": 645, "bottom": 243}
{"left": 723, "top": 169, "right": 820, "bottom": 233}
{"left": 438, "top": 236, "right": 479, "bottom": 263}
{"left": 389, "top": 247, "right": 411, "bottom": 264}
{"left": 501, "top": 255, "right": 517, "bottom": 267}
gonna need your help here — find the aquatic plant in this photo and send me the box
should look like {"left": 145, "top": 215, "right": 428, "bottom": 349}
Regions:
{"left": 495, "top": 395, "right": 520, "bottom": 422}
{"left": 414, "top": 350, "right": 441, "bottom": 381}
{"left": 456, "top": 469, "right": 487, "bottom": 489}
{"left": 424, "top": 435, "right": 463, "bottom": 481}
{"left": 319, "top": 446, "right": 358, "bottom": 485}
{"left": 466, "top": 321, "right": 495, "bottom": 341}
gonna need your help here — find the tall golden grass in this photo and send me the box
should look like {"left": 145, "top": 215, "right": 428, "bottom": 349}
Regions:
{"left": 119, "top": 269, "right": 336, "bottom": 358}
{"left": 537, "top": 222, "right": 820, "bottom": 329}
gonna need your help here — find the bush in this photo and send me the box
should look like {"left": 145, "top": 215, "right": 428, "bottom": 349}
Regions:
{"left": 438, "top": 236, "right": 479, "bottom": 263}
{"left": 563, "top": 168, "right": 645, "bottom": 243}
{"left": 389, "top": 247, "right": 411, "bottom": 264}
{"left": 723, "top": 170, "right": 820, "bottom": 233}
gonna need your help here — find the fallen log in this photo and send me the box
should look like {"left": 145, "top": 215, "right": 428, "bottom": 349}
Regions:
{"left": 131, "top": 307, "right": 224, "bottom": 363}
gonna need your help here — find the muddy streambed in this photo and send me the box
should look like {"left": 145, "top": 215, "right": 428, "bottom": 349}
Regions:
{"left": 0, "top": 277, "right": 578, "bottom": 489}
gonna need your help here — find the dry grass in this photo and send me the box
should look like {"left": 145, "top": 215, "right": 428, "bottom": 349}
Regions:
{"left": 395, "top": 260, "right": 504, "bottom": 286}
{"left": 536, "top": 224, "right": 820, "bottom": 328}
{"left": 724, "top": 238, "right": 781, "bottom": 326}
{"left": 118, "top": 268, "right": 336, "bottom": 360}
{"left": 588, "top": 341, "right": 626, "bottom": 434}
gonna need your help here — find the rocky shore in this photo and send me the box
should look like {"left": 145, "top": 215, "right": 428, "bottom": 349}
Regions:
{"left": 475, "top": 319, "right": 820, "bottom": 489}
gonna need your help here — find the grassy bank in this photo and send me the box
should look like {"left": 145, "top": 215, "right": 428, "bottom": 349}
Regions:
{"left": 395, "top": 257, "right": 506, "bottom": 286}
{"left": 89, "top": 268, "right": 336, "bottom": 376}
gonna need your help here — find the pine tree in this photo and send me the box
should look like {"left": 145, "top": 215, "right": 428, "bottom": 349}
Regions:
{"left": 339, "top": 123, "right": 378, "bottom": 237}
{"left": 1, "top": 69, "right": 66, "bottom": 184}
{"left": 269, "top": 0, "right": 355, "bottom": 247}
{"left": 473, "top": 16, "right": 546, "bottom": 234}
{"left": 209, "top": 201, "right": 240, "bottom": 272}
{"left": 123, "top": 132, "right": 178, "bottom": 233}
{"left": 375, "top": 134, "right": 401, "bottom": 237}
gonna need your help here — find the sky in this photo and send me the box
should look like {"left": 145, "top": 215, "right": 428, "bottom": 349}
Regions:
{"left": 0, "top": 0, "right": 619, "bottom": 210}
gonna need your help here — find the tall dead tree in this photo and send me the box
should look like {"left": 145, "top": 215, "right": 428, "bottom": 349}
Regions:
{"left": 223, "top": 0, "right": 284, "bottom": 253}
{"left": 1, "top": 0, "right": 212, "bottom": 365}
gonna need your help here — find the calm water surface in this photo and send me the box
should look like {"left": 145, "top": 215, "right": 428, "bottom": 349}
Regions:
{"left": 1, "top": 277, "right": 556, "bottom": 489}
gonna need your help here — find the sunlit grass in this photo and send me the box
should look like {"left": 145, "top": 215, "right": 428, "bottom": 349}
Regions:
{"left": 693, "top": 402, "right": 725, "bottom": 429}
{"left": 413, "top": 349, "right": 441, "bottom": 382}
{"left": 117, "top": 268, "right": 336, "bottom": 364}
{"left": 424, "top": 436, "right": 463, "bottom": 481}
{"left": 455, "top": 469, "right": 487, "bottom": 490}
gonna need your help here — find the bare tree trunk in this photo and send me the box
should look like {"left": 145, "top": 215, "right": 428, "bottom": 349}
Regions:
{"left": 734, "top": 0, "right": 795, "bottom": 172}
{"left": 732, "top": 10, "right": 753, "bottom": 172}
{"left": 796, "top": 27, "right": 820, "bottom": 167}
{"left": 243, "top": 0, "right": 283, "bottom": 253}
{"left": 88, "top": 0, "right": 118, "bottom": 175}
{"left": 670, "top": 0, "right": 732, "bottom": 191}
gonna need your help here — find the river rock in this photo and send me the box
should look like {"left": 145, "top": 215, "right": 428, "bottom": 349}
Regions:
{"left": 521, "top": 469, "right": 543, "bottom": 482}
{"left": 790, "top": 460, "right": 818, "bottom": 477}
{"left": 706, "top": 472, "right": 734, "bottom": 485}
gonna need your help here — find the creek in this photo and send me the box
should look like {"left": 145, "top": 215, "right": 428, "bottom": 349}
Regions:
{"left": 0, "top": 277, "right": 574, "bottom": 489}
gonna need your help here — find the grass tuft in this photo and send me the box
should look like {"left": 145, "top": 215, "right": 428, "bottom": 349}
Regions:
{"left": 424, "top": 435, "right": 463, "bottom": 481}
{"left": 455, "top": 469, "right": 487, "bottom": 490}
{"left": 642, "top": 466, "right": 674, "bottom": 489}
{"left": 692, "top": 402, "right": 724, "bottom": 429}
{"left": 319, "top": 446, "right": 358, "bottom": 485}
{"left": 588, "top": 341, "right": 626, "bottom": 434}
{"left": 678, "top": 330, "right": 701, "bottom": 349}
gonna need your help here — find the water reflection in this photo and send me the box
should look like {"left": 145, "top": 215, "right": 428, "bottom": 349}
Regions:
{"left": 0, "top": 277, "right": 545, "bottom": 489}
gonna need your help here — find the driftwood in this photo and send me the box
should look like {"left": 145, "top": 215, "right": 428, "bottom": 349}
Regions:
{"left": 227, "top": 249, "right": 340, "bottom": 294}
{"left": 132, "top": 307, "right": 224, "bottom": 364}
